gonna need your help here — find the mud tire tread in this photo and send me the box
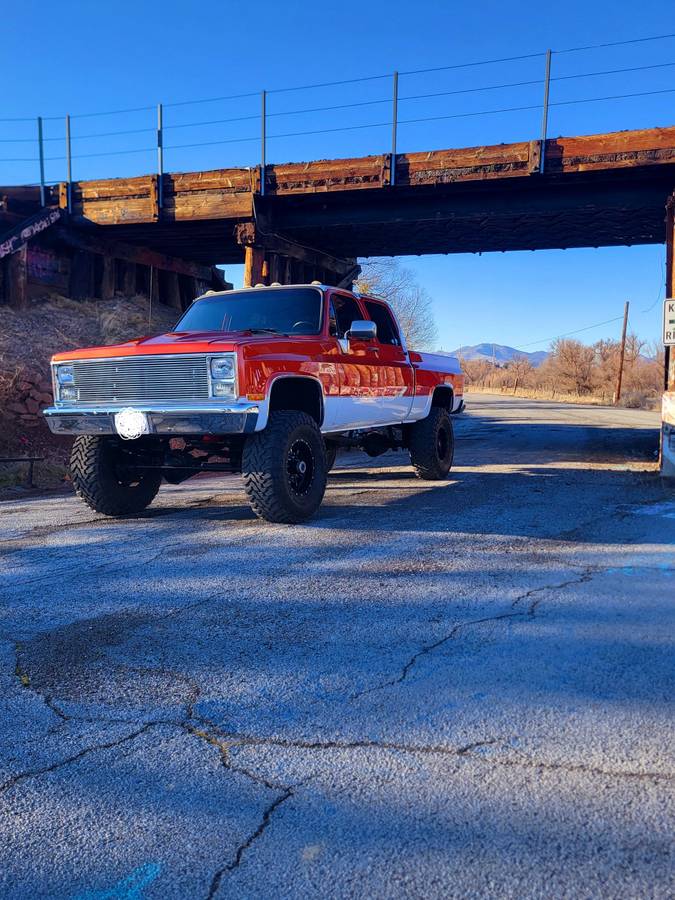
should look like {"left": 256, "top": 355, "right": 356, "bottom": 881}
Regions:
{"left": 408, "top": 406, "right": 454, "bottom": 480}
{"left": 70, "top": 435, "right": 161, "bottom": 516}
{"left": 242, "top": 411, "right": 327, "bottom": 523}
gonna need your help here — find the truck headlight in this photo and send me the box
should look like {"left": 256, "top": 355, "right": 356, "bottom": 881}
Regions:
{"left": 210, "top": 356, "right": 235, "bottom": 381}
{"left": 209, "top": 355, "right": 236, "bottom": 399}
{"left": 56, "top": 364, "right": 74, "bottom": 384}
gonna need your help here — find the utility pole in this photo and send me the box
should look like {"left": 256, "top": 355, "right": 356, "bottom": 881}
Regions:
{"left": 614, "top": 300, "right": 630, "bottom": 404}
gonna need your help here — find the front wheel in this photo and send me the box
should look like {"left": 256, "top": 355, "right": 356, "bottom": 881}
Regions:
{"left": 70, "top": 435, "right": 162, "bottom": 516}
{"left": 242, "top": 411, "right": 327, "bottom": 523}
{"left": 408, "top": 406, "right": 454, "bottom": 480}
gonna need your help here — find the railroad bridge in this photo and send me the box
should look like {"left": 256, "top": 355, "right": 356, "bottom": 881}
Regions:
{"left": 2, "top": 123, "right": 675, "bottom": 472}
{"left": 3, "top": 125, "right": 675, "bottom": 297}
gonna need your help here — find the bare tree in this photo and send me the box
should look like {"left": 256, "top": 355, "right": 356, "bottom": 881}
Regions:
{"left": 507, "top": 355, "right": 534, "bottom": 392}
{"left": 624, "top": 333, "right": 646, "bottom": 367}
{"left": 356, "top": 259, "right": 438, "bottom": 349}
{"left": 593, "top": 338, "right": 619, "bottom": 400}
{"left": 548, "top": 339, "right": 596, "bottom": 395}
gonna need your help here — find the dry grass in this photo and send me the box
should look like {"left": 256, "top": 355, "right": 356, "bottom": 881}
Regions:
{"left": 0, "top": 293, "right": 178, "bottom": 376}
{"left": 465, "top": 385, "right": 660, "bottom": 410}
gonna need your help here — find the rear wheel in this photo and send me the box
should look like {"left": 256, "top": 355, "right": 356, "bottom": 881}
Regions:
{"left": 408, "top": 406, "right": 454, "bottom": 480}
{"left": 242, "top": 411, "right": 327, "bottom": 523}
{"left": 70, "top": 435, "right": 161, "bottom": 516}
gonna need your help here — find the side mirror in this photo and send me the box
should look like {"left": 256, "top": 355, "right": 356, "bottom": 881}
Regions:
{"left": 347, "top": 320, "right": 377, "bottom": 341}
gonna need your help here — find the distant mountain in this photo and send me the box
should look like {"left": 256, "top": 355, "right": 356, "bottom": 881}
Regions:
{"left": 449, "top": 343, "right": 549, "bottom": 367}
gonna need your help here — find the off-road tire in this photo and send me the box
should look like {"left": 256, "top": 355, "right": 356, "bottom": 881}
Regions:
{"left": 408, "top": 406, "right": 454, "bottom": 480}
{"left": 242, "top": 410, "right": 327, "bottom": 523}
{"left": 324, "top": 441, "right": 338, "bottom": 472}
{"left": 70, "top": 435, "right": 162, "bottom": 516}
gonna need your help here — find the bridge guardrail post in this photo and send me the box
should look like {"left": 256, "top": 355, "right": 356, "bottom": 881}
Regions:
{"left": 37, "top": 117, "right": 46, "bottom": 206}
{"left": 539, "top": 49, "right": 552, "bottom": 174}
{"left": 65, "top": 114, "right": 72, "bottom": 213}
{"left": 261, "top": 90, "right": 267, "bottom": 196}
{"left": 157, "top": 103, "right": 164, "bottom": 210}
{"left": 391, "top": 71, "right": 399, "bottom": 186}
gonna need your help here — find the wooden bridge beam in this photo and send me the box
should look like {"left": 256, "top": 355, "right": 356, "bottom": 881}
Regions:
{"left": 236, "top": 222, "right": 359, "bottom": 287}
{"left": 4, "top": 246, "right": 28, "bottom": 309}
{"left": 243, "top": 246, "right": 265, "bottom": 288}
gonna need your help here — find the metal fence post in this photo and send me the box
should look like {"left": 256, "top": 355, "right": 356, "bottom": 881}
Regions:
{"left": 261, "top": 90, "right": 267, "bottom": 196}
{"left": 157, "top": 103, "right": 164, "bottom": 209}
{"left": 65, "top": 114, "right": 72, "bottom": 213}
{"left": 539, "top": 49, "right": 552, "bottom": 174}
{"left": 37, "top": 117, "right": 46, "bottom": 206}
{"left": 391, "top": 71, "right": 399, "bottom": 186}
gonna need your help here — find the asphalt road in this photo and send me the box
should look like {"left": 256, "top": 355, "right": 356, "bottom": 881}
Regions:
{"left": 1, "top": 394, "right": 673, "bottom": 900}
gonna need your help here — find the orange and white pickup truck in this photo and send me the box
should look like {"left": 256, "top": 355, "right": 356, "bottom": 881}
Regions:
{"left": 44, "top": 284, "right": 464, "bottom": 523}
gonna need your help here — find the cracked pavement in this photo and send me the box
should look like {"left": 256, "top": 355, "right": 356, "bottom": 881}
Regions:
{"left": 1, "top": 394, "right": 674, "bottom": 899}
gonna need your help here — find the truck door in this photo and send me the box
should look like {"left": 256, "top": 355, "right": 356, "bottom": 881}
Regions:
{"left": 324, "top": 291, "right": 381, "bottom": 430}
{"left": 361, "top": 298, "right": 415, "bottom": 423}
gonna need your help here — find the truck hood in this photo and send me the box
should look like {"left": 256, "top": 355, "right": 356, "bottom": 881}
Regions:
{"left": 52, "top": 331, "right": 283, "bottom": 362}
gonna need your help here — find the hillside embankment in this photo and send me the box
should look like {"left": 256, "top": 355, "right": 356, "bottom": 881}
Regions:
{"left": 0, "top": 294, "right": 177, "bottom": 495}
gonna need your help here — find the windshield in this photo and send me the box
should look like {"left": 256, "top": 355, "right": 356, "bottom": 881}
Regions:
{"left": 174, "top": 287, "right": 323, "bottom": 335}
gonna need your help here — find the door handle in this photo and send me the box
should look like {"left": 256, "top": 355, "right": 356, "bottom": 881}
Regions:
{"left": 366, "top": 347, "right": 379, "bottom": 354}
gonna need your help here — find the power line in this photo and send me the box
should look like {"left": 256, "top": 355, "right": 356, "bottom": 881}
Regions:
{"left": 72, "top": 126, "right": 155, "bottom": 140}
{"left": 268, "top": 97, "right": 390, "bottom": 118}
{"left": 56, "top": 104, "right": 154, "bottom": 121}
{"left": 396, "top": 86, "right": 675, "bottom": 130}
{"left": 401, "top": 79, "right": 542, "bottom": 103}
{"left": 551, "top": 86, "right": 675, "bottom": 108}
{"left": 556, "top": 32, "right": 675, "bottom": 54}
{"left": 2, "top": 55, "right": 667, "bottom": 142}
{"left": 552, "top": 60, "right": 675, "bottom": 82}
{"left": 519, "top": 316, "right": 625, "bottom": 348}
{"left": 5, "top": 76, "right": 675, "bottom": 164}
{"left": 398, "top": 103, "right": 540, "bottom": 127}
{"left": 268, "top": 73, "right": 391, "bottom": 95}
{"left": 400, "top": 51, "right": 544, "bottom": 77}
{"left": 165, "top": 91, "right": 258, "bottom": 108}
{"left": 165, "top": 135, "right": 259, "bottom": 152}
{"left": 164, "top": 113, "right": 259, "bottom": 131}
{"left": 162, "top": 97, "right": 391, "bottom": 132}
{"left": 641, "top": 258, "right": 666, "bottom": 313}
{"left": 166, "top": 120, "right": 390, "bottom": 152}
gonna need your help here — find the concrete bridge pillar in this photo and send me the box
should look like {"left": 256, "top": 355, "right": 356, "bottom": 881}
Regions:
{"left": 662, "top": 194, "right": 675, "bottom": 478}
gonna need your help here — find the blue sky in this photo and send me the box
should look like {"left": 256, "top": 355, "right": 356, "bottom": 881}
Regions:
{"left": 2, "top": 0, "right": 673, "bottom": 348}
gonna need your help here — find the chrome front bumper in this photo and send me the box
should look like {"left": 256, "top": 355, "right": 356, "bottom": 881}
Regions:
{"left": 43, "top": 402, "right": 260, "bottom": 436}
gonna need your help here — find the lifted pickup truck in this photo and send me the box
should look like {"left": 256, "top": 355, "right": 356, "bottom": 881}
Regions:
{"left": 44, "top": 284, "right": 464, "bottom": 523}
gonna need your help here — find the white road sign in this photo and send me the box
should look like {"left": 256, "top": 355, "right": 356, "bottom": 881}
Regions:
{"left": 664, "top": 298, "right": 675, "bottom": 346}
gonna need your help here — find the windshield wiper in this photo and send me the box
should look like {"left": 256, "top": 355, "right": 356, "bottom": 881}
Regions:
{"left": 233, "top": 327, "right": 287, "bottom": 336}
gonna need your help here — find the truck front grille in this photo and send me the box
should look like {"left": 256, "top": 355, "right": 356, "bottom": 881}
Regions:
{"left": 70, "top": 355, "right": 211, "bottom": 404}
